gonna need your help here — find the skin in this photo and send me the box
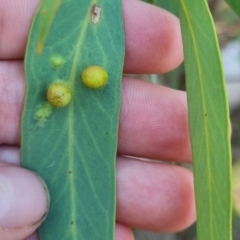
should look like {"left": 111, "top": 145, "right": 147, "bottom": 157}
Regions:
{"left": 0, "top": 0, "right": 196, "bottom": 239}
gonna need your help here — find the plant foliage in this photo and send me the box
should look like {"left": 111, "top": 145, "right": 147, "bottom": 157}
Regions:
{"left": 22, "top": 0, "right": 125, "bottom": 239}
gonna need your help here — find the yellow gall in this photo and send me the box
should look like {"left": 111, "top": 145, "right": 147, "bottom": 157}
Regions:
{"left": 47, "top": 82, "right": 71, "bottom": 107}
{"left": 82, "top": 66, "right": 108, "bottom": 89}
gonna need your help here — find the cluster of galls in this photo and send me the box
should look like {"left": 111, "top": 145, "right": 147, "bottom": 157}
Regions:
{"left": 47, "top": 66, "right": 108, "bottom": 108}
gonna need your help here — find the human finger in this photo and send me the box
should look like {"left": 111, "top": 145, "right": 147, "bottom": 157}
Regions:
{"left": 0, "top": 0, "right": 182, "bottom": 73}
{"left": 0, "top": 62, "right": 191, "bottom": 162}
{"left": 115, "top": 223, "right": 134, "bottom": 240}
{"left": 0, "top": 146, "right": 195, "bottom": 233}
{"left": 0, "top": 163, "right": 49, "bottom": 240}
{"left": 118, "top": 77, "right": 191, "bottom": 162}
{"left": 0, "top": 146, "right": 20, "bottom": 165}
{"left": 116, "top": 157, "right": 196, "bottom": 232}
{"left": 123, "top": 0, "right": 183, "bottom": 73}
{"left": 0, "top": 149, "right": 134, "bottom": 240}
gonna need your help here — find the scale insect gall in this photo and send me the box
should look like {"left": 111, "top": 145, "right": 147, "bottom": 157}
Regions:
{"left": 82, "top": 66, "right": 108, "bottom": 89}
{"left": 50, "top": 56, "right": 65, "bottom": 69}
{"left": 47, "top": 82, "right": 72, "bottom": 107}
{"left": 34, "top": 102, "right": 53, "bottom": 126}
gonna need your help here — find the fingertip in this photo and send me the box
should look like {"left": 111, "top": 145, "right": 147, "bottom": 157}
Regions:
{"left": 0, "top": 0, "right": 40, "bottom": 59}
{"left": 0, "top": 164, "right": 49, "bottom": 239}
{"left": 0, "top": 146, "right": 20, "bottom": 165}
{"left": 116, "top": 223, "right": 134, "bottom": 240}
{"left": 123, "top": 0, "right": 183, "bottom": 73}
{"left": 161, "top": 167, "right": 196, "bottom": 232}
{"left": 116, "top": 158, "right": 196, "bottom": 232}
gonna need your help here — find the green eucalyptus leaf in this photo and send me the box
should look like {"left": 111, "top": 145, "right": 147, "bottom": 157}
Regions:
{"left": 225, "top": 0, "right": 240, "bottom": 17}
{"left": 179, "top": 0, "right": 232, "bottom": 240}
{"left": 22, "top": 0, "right": 125, "bottom": 239}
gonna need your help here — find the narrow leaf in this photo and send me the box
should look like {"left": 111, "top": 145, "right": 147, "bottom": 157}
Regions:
{"left": 179, "top": 1, "right": 232, "bottom": 240}
{"left": 225, "top": 0, "right": 240, "bottom": 17}
{"left": 22, "top": 0, "right": 125, "bottom": 239}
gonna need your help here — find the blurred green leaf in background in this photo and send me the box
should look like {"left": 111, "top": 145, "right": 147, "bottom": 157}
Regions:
{"left": 179, "top": 1, "right": 232, "bottom": 240}
{"left": 225, "top": 0, "right": 240, "bottom": 17}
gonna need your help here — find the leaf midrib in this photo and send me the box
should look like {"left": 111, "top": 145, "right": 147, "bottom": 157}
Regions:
{"left": 67, "top": 1, "right": 95, "bottom": 239}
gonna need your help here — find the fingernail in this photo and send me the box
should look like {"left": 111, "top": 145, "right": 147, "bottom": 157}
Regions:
{"left": 0, "top": 165, "right": 49, "bottom": 229}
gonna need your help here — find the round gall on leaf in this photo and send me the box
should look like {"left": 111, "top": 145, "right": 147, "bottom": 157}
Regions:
{"left": 50, "top": 56, "right": 65, "bottom": 69}
{"left": 47, "top": 82, "right": 71, "bottom": 107}
{"left": 82, "top": 66, "right": 108, "bottom": 89}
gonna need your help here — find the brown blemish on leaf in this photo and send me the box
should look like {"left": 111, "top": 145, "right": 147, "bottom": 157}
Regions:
{"left": 91, "top": 4, "right": 101, "bottom": 24}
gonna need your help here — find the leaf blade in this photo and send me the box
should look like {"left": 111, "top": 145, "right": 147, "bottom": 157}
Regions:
{"left": 22, "top": 0, "right": 125, "bottom": 239}
{"left": 179, "top": 1, "right": 232, "bottom": 240}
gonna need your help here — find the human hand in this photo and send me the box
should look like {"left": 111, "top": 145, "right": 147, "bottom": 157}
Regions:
{"left": 0, "top": 0, "right": 196, "bottom": 239}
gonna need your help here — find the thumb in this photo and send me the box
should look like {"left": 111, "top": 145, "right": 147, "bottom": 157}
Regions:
{"left": 0, "top": 163, "right": 49, "bottom": 240}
